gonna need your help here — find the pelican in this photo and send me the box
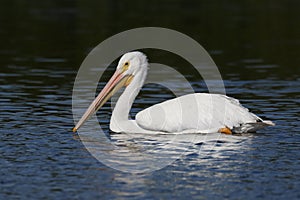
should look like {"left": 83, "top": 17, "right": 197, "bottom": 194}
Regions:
{"left": 73, "top": 51, "right": 274, "bottom": 134}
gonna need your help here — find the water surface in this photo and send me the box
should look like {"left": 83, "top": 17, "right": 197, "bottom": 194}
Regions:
{"left": 1, "top": 1, "right": 299, "bottom": 199}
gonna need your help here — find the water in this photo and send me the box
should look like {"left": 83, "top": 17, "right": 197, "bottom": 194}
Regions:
{"left": 1, "top": 1, "right": 299, "bottom": 199}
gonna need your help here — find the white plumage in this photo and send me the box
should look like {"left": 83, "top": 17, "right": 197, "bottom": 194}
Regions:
{"left": 136, "top": 93, "right": 262, "bottom": 133}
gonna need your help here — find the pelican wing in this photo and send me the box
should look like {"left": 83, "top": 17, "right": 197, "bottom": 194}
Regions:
{"left": 136, "top": 93, "right": 266, "bottom": 133}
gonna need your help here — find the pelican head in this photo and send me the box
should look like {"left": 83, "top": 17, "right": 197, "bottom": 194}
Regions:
{"left": 117, "top": 51, "right": 148, "bottom": 76}
{"left": 73, "top": 51, "right": 148, "bottom": 132}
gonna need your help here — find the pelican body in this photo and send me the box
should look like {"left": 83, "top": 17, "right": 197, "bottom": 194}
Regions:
{"left": 73, "top": 52, "right": 274, "bottom": 134}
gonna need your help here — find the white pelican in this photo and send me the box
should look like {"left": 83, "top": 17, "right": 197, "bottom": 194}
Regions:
{"left": 73, "top": 51, "right": 274, "bottom": 134}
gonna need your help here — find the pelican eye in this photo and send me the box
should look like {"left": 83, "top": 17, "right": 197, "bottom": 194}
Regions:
{"left": 122, "top": 61, "right": 130, "bottom": 72}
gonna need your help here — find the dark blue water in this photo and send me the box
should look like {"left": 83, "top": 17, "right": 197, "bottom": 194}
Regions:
{"left": 1, "top": 1, "right": 299, "bottom": 199}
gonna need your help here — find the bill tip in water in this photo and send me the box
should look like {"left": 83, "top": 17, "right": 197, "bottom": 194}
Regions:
{"left": 72, "top": 127, "right": 77, "bottom": 132}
